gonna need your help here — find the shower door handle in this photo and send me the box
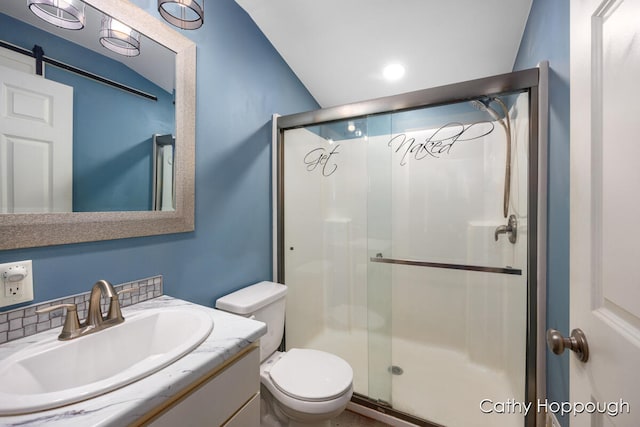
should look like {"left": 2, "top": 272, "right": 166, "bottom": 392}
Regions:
{"left": 370, "top": 255, "right": 522, "bottom": 275}
{"left": 546, "top": 328, "right": 589, "bottom": 363}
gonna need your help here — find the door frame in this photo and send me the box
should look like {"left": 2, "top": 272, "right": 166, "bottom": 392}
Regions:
{"left": 273, "top": 64, "right": 549, "bottom": 427}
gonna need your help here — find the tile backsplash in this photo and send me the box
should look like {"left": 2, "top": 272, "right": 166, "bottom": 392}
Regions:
{"left": 0, "top": 276, "right": 163, "bottom": 344}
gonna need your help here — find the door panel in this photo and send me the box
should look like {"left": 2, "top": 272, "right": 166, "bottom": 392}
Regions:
{"left": 570, "top": 0, "right": 640, "bottom": 425}
{"left": 0, "top": 46, "right": 37, "bottom": 75}
{"left": 0, "top": 65, "right": 73, "bottom": 213}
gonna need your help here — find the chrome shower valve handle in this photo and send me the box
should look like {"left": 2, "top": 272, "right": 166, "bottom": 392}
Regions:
{"left": 494, "top": 214, "right": 518, "bottom": 244}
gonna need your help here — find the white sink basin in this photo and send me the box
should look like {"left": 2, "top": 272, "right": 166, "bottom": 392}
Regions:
{"left": 0, "top": 307, "right": 213, "bottom": 415}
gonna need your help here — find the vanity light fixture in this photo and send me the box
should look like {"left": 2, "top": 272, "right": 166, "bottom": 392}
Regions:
{"left": 158, "top": 0, "right": 204, "bottom": 30}
{"left": 99, "top": 16, "right": 141, "bottom": 57}
{"left": 27, "top": 0, "right": 85, "bottom": 30}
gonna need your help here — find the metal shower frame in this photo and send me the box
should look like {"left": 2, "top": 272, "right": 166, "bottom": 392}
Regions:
{"left": 273, "top": 64, "right": 548, "bottom": 427}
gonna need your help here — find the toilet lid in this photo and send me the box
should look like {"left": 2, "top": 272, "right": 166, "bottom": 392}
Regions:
{"left": 269, "top": 348, "right": 353, "bottom": 402}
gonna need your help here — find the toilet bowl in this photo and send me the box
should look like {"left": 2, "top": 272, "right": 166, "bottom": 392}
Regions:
{"left": 262, "top": 350, "right": 353, "bottom": 421}
{"left": 216, "top": 281, "right": 353, "bottom": 426}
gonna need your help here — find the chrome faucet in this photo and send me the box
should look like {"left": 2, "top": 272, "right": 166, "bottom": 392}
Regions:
{"left": 37, "top": 280, "right": 134, "bottom": 341}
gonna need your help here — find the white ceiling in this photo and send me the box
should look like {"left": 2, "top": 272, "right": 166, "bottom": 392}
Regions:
{"left": 235, "top": 0, "right": 533, "bottom": 107}
{"left": 1, "top": 0, "right": 175, "bottom": 93}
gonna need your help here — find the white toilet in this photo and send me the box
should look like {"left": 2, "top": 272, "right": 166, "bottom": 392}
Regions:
{"left": 216, "top": 281, "right": 353, "bottom": 427}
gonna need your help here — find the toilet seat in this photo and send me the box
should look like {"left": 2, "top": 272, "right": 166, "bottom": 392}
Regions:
{"left": 260, "top": 349, "right": 353, "bottom": 416}
{"left": 269, "top": 348, "right": 353, "bottom": 401}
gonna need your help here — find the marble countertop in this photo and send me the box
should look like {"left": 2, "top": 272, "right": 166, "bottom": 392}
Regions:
{"left": 0, "top": 296, "right": 267, "bottom": 427}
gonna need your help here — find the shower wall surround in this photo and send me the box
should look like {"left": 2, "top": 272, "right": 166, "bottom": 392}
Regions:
{"left": 0, "top": 276, "right": 162, "bottom": 344}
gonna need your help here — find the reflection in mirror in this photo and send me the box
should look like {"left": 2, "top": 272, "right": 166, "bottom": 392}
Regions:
{"left": 27, "top": 0, "right": 86, "bottom": 30}
{"left": 152, "top": 134, "right": 175, "bottom": 211}
{"left": 0, "top": 0, "right": 176, "bottom": 213}
{"left": 99, "top": 15, "right": 141, "bottom": 57}
{"left": 0, "top": 0, "right": 196, "bottom": 250}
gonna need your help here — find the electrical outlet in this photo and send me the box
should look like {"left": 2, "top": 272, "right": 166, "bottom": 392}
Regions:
{"left": 0, "top": 260, "right": 34, "bottom": 308}
{"left": 5, "top": 281, "right": 23, "bottom": 297}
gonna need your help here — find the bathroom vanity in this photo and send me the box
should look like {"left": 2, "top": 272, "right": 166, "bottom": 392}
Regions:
{"left": 0, "top": 296, "right": 266, "bottom": 427}
{"left": 145, "top": 346, "right": 260, "bottom": 426}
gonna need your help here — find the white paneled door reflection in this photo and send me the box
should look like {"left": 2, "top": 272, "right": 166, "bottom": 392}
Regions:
{"left": 0, "top": 61, "right": 72, "bottom": 213}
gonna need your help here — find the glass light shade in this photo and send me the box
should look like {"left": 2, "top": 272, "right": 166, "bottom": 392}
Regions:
{"left": 99, "top": 16, "right": 141, "bottom": 57}
{"left": 27, "top": 0, "right": 85, "bottom": 30}
{"left": 158, "top": 0, "right": 204, "bottom": 30}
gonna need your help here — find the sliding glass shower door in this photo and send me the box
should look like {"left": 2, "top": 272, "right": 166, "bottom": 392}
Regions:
{"left": 282, "top": 121, "right": 373, "bottom": 400}
{"left": 279, "top": 69, "right": 541, "bottom": 427}
{"left": 366, "top": 93, "right": 530, "bottom": 427}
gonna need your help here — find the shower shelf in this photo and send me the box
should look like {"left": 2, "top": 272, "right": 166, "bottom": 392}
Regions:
{"left": 369, "top": 256, "right": 522, "bottom": 276}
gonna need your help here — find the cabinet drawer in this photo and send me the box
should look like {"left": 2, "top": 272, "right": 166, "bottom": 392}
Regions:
{"left": 223, "top": 392, "right": 260, "bottom": 427}
{"left": 148, "top": 346, "right": 259, "bottom": 427}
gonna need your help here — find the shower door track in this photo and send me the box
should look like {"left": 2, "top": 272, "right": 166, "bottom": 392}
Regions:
{"left": 370, "top": 256, "right": 522, "bottom": 275}
{"left": 351, "top": 393, "right": 444, "bottom": 427}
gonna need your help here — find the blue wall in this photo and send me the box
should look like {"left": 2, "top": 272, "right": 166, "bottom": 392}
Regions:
{"left": 513, "top": 1, "right": 570, "bottom": 426}
{"left": 0, "top": 13, "right": 175, "bottom": 211}
{"left": 0, "top": 1, "right": 318, "bottom": 309}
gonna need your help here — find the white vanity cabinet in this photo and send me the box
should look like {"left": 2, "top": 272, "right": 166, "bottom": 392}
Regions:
{"left": 144, "top": 345, "right": 260, "bottom": 427}
{"left": 0, "top": 297, "right": 267, "bottom": 427}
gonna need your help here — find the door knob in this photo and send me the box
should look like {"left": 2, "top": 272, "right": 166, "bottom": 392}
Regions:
{"left": 546, "top": 328, "right": 589, "bottom": 362}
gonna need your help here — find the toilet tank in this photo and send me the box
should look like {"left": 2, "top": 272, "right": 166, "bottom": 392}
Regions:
{"left": 215, "top": 281, "right": 287, "bottom": 362}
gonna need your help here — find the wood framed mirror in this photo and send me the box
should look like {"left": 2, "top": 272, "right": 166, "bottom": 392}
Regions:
{"left": 0, "top": 0, "right": 195, "bottom": 250}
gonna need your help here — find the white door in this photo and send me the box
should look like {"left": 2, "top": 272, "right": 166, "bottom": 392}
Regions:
{"left": 570, "top": 0, "right": 640, "bottom": 426}
{"left": 0, "top": 64, "right": 73, "bottom": 213}
{"left": 0, "top": 47, "right": 38, "bottom": 76}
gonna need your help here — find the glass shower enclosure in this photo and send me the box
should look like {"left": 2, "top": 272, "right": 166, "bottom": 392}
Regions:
{"left": 275, "top": 68, "right": 545, "bottom": 427}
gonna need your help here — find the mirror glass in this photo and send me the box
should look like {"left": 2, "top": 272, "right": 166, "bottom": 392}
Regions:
{"left": 0, "top": 0, "right": 195, "bottom": 250}
{"left": 0, "top": 0, "right": 176, "bottom": 213}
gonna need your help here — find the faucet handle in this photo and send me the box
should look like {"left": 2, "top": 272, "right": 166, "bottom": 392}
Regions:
{"left": 36, "top": 304, "right": 81, "bottom": 340}
{"left": 36, "top": 303, "right": 76, "bottom": 314}
{"left": 107, "top": 288, "right": 137, "bottom": 321}
{"left": 103, "top": 288, "right": 136, "bottom": 323}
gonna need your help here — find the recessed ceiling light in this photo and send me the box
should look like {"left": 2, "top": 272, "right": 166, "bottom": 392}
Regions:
{"left": 383, "top": 63, "right": 405, "bottom": 81}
